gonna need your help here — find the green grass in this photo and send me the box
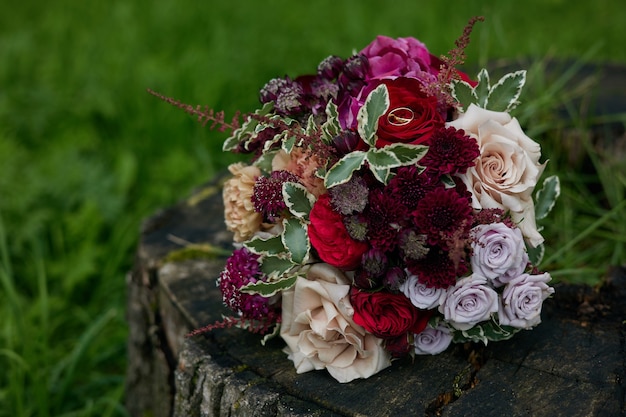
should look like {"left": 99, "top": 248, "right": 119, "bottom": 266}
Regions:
{"left": 1, "top": 0, "right": 625, "bottom": 415}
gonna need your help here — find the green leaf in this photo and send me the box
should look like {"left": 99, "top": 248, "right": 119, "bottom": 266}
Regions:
{"left": 223, "top": 102, "right": 274, "bottom": 152}
{"left": 453, "top": 317, "right": 519, "bottom": 344}
{"left": 305, "top": 114, "right": 318, "bottom": 136}
{"left": 474, "top": 69, "right": 491, "bottom": 108}
{"left": 527, "top": 242, "right": 545, "bottom": 266}
{"left": 357, "top": 84, "right": 390, "bottom": 147}
{"left": 239, "top": 274, "right": 297, "bottom": 297}
{"left": 321, "top": 102, "right": 341, "bottom": 143}
{"left": 383, "top": 143, "right": 429, "bottom": 165}
{"left": 244, "top": 234, "right": 285, "bottom": 256}
{"left": 440, "top": 174, "right": 456, "bottom": 188}
{"left": 324, "top": 151, "right": 366, "bottom": 188}
{"left": 282, "top": 135, "right": 297, "bottom": 154}
{"left": 535, "top": 175, "right": 560, "bottom": 220}
{"left": 486, "top": 70, "right": 526, "bottom": 111}
{"left": 370, "top": 166, "right": 391, "bottom": 184}
{"left": 282, "top": 217, "right": 309, "bottom": 264}
{"left": 366, "top": 148, "right": 401, "bottom": 169}
{"left": 283, "top": 182, "right": 315, "bottom": 218}
{"left": 450, "top": 79, "right": 477, "bottom": 111}
{"left": 259, "top": 255, "right": 296, "bottom": 278}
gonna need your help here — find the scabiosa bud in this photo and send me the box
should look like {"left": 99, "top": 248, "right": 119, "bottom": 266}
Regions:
{"left": 399, "top": 229, "right": 429, "bottom": 261}
{"left": 383, "top": 266, "right": 407, "bottom": 291}
{"left": 343, "top": 215, "right": 368, "bottom": 241}
{"left": 329, "top": 176, "right": 369, "bottom": 215}
{"left": 259, "top": 77, "right": 304, "bottom": 116}
{"left": 252, "top": 170, "right": 301, "bottom": 222}
{"left": 342, "top": 54, "right": 369, "bottom": 80}
{"left": 361, "top": 247, "right": 388, "bottom": 278}
{"left": 318, "top": 55, "right": 344, "bottom": 80}
{"left": 353, "top": 268, "right": 382, "bottom": 290}
{"left": 332, "top": 130, "right": 361, "bottom": 155}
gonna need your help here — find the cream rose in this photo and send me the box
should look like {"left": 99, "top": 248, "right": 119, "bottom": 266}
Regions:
{"left": 280, "top": 263, "right": 391, "bottom": 383}
{"left": 223, "top": 163, "right": 263, "bottom": 242}
{"left": 447, "top": 104, "right": 546, "bottom": 247}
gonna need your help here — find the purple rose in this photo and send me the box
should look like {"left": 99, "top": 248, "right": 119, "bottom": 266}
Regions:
{"left": 414, "top": 324, "right": 453, "bottom": 355}
{"left": 400, "top": 271, "right": 444, "bottom": 310}
{"left": 360, "top": 36, "right": 434, "bottom": 81}
{"left": 499, "top": 272, "right": 554, "bottom": 329}
{"left": 470, "top": 223, "right": 529, "bottom": 286}
{"left": 438, "top": 274, "right": 499, "bottom": 331}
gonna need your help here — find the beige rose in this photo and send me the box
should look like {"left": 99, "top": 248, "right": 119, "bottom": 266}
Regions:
{"left": 447, "top": 104, "right": 546, "bottom": 247}
{"left": 280, "top": 263, "right": 391, "bottom": 383}
{"left": 272, "top": 147, "right": 326, "bottom": 197}
{"left": 223, "top": 162, "right": 263, "bottom": 242}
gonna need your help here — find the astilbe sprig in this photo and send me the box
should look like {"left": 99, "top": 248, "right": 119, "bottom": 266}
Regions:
{"left": 147, "top": 88, "right": 242, "bottom": 132}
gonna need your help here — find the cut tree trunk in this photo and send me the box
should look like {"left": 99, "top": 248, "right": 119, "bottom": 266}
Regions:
{"left": 125, "top": 175, "right": 626, "bottom": 417}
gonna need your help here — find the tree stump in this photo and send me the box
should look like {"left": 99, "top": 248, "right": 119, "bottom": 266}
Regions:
{"left": 125, "top": 175, "right": 626, "bottom": 417}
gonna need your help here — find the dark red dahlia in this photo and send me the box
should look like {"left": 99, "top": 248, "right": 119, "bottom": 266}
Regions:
{"left": 387, "top": 165, "right": 441, "bottom": 212}
{"left": 252, "top": 170, "right": 301, "bottom": 222}
{"left": 364, "top": 188, "right": 409, "bottom": 252}
{"left": 420, "top": 126, "right": 480, "bottom": 175}
{"left": 412, "top": 187, "right": 473, "bottom": 248}
{"left": 406, "top": 245, "right": 467, "bottom": 289}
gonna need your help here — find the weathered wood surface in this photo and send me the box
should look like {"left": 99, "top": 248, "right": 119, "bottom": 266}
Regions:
{"left": 125, "top": 176, "right": 626, "bottom": 417}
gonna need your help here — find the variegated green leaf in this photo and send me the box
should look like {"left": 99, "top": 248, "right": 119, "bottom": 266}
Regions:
{"left": 321, "top": 102, "right": 341, "bottom": 143}
{"left": 527, "top": 242, "right": 545, "bottom": 266}
{"left": 259, "top": 255, "right": 296, "bottom": 278}
{"left": 486, "top": 70, "right": 526, "bottom": 111}
{"left": 366, "top": 148, "right": 401, "bottom": 170}
{"left": 244, "top": 234, "right": 285, "bottom": 256}
{"left": 305, "top": 114, "right": 318, "bottom": 135}
{"left": 283, "top": 182, "right": 315, "bottom": 218}
{"left": 222, "top": 102, "right": 274, "bottom": 151}
{"left": 357, "top": 84, "right": 390, "bottom": 147}
{"left": 370, "top": 166, "right": 391, "bottom": 184}
{"left": 474, "top": 68, "right": 491, "bottom": 108}
{"left": 282, "top": 134, "right": 297, "bottom": 154}
{"left": 535, "top": 175, "right": 560, "bottom": 220}
{"left": 440, "top": 174, "right": 456, "bottom": 188}
{"left": 239, "top": 274, "right": 297, "bottom": 297}
{"left": 324, "top": 151, "right": 367, "bottom": 188}
{"left": 450, "top": 79, "right": 477, "bottom": 112}
{"left": 383, "top": 143, "right": 429, "bottom": 165}
{"left": 282, "top": 217, "right": 309, "bottom": 264}
{"left": 253, "top": 148, "right": 278, "bottom": 173}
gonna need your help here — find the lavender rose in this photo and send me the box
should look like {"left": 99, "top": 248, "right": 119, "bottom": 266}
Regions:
{"left": 438, "top": 274, "right": 499, "bottom": 331}
{"left": 400, "top": 271, "right": 444, "bottom": 310}
{"left": 471, "top": 223, "right": 529, "bottom": 286}
{"left": 414, "top": 324, "right": 453, "bottom": 355}
{"left": 499, "top": 272, "right": 554, "bottom": 329}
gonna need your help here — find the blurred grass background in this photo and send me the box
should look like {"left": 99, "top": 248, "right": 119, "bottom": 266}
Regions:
{"left": 1, "top": 0, "right": 624, "bottom": 415}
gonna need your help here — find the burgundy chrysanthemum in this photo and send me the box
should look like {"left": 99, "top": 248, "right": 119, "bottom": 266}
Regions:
{"left": 364, "top": 188, "right": 409, "bottom": 252}
{"left": 412, "top": 187, "right": 473, "bottom": 248}
{"left": 406, "top": 245, "right": 467, "bottom": 289}
{"left": 218, "top": 247, "right": 280, "bottom": 322}
{"left": 420, "top": 126, "right": 480, "bottom": 175}
{"left": 387, "top": 165, "right": 441, "bottom": 212}
{"left": 252, "top": 170, "right": 301, "bottom": 222}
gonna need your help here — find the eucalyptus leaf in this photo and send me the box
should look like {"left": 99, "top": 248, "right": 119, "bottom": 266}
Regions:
{"left": 357, "top": 84, "right": 390, "bottom": 147}
{"left": 486, "top": 70, "right": 526, "bottom": 112}
{"left": 535, "top": 175, "right": 560, "bottom": 220}
{"left": 324, "top": 151, "right": 367, "bottom": 188}
{"left": 239, "top": 274, "right": 297, "bottom": 297}
{"left": 282, "top": 217, "right": 310, "bottom": 264}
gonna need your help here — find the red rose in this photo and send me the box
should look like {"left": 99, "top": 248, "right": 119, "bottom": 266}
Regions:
{"left": 376, "top": 78, "right": 444, "bottom": 148}
{"left": 308, "top": 194, "right": 369, "bottom": 270}
{"left": 350, "top": 288, "right": 431, "bottom": 338}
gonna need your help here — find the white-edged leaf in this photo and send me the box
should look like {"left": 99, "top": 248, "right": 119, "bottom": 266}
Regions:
{"left": 259, "top": 255, "right": 296, "bottom": 278}
{"left": 357, "top": 84, "right": 390, "bottom": 147}
{"left": 324, "top": 151, "right": 367, "bottom": 188}
{"left": 366, "top": 148, "right": 401, "bottom": 170}
{"left": 383, "top": 143, "right": 429, "bottom": 165}
{"left": 321, "top": 102, "right": 341, "bottom": 143}
{"left": 283, "top": 182, "right": 315, "bottom": 218}
{"left": 450, "top": 79, "right": 477, "bottom": 112}
{"left": 527, "top": 242, "right": 545, "bottom": 266}
{"left": 282, "top": 217, "right": 309, "bottom": 264}
{"left": 239, "top": 274, "right": 297, "bottom": 297}
{"left": 487, "top": 70, "right": 527, "bottom": 112}
{"left": 223, "top": 102, "right": 274, "bottom": 151}
{"left": 253, "top": 148, "right": 278, "bottom": 173}
{"left": 474, "top": 68, "right": 491, "bottom": 108}
{"left": 534, "top": 174, "right": 560, "bottom": 220}
{"left": 440, "top": 174, "right": 456, "bottom": 188}
{"left": 244, "top": 234, "right": 285, "bottom": 256}
{"left": 371, "top": 166, "right": 391, "bottom": 184}
{"left": 305, "top": 114, "right": 318, "bottom": 135}
{"left": 282, "top": 135, "right": 297, "bottom": 154}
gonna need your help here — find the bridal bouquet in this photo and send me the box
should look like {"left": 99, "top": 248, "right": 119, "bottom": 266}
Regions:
{"left": 160, "top": 18, "right": 560, "bottom": 383}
